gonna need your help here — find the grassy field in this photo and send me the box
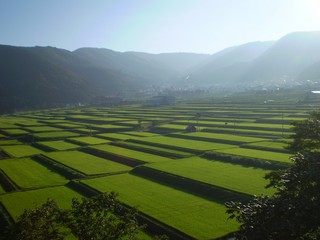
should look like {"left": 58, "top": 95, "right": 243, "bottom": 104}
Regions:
{"left": 0, "top": 158, "right": 68, "bottom": 189}
{"left": 0, "top": 186, "right": 83, "bottom": 220}
{"left": 242, "top": 140, "right": 288, "bottom": 151}
{"left": 34, "top": 131, "right": 80, "bottom": 139}
{"left": 0, "top": 145, "right": 44, "bottom": 158}
{"left": 113, "top": 141, "right": 193, "bottom": 158}
{"left": 68, "top": 136, "right": 110, "bottom": 145}
{"left": 1, "top": 128, "right": 30, "bottom": 135}
{"left": 37, "top": 140, "right": 80, "bottom": 151}
{"left": 0, "top": 100, "right": 312, "bottom": 239}
{"left": 23, "top": 126, "right": 62, "bottom": 132}
{"left": 146, "top": 157, "right": 275, "bottom": 196}
{"left": 214, "top": 147, "right": 292, "bottom": 163}
{"left": 130, "top": 135, "right": 239, "bottom": 152}
{"left": 44, "top": 151, "right": 132, "bottom": 175}
{"left": 0, "top": 139, "right": 23, "bottom": 146}
{"left": 89, "top": 144, "right": 174, "bottom": 163}
{"left": 82, "top": 173, "right": 239, "bottom": 239}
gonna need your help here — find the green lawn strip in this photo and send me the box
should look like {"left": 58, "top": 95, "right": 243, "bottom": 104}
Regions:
{"left": 242, "top": 141, "right": 288, "bottom": 151}
{"left": 235, "top": 122, "right": 292, "bottom": 130}
{"left": 2, "top": 129, "right": 30, "bottom": 135}
{"left": 0, "top": 158, "right": 68, "bottom": 189}
{"left": 82, "top": 174, "right": 239, "bottom": 240}
{"left": 199, "top": 117, "right": 256, "bottom": 123}
{"left": 172, "top": 132, "right": 268, "bottom": 144}
{"left": 92, "top": 124, "right": 132, "bottom": 132}
{"left": 121, "top": 131, "right": 160, "bottom": 137}
{"left": 68, "top": 136, "right": 110, "bottom": 145}
{"left": 0, "top": 117, "right": 41, "bottom": 127}
{"left": 203, "top": 127, "right": 289, "bottom": 137}
{"left": 0, "top": 186, "right": 83, "bottom": 220}
{"left": 44, "top": 151, "right": 131, "bottom": 175}
{"left": 110, "top": 120, "right": 142, "bottom": 125}
{"left": 67, "top": 115, "right": 128, "bottom": 123}
{"left": 146, "top": 157, "right": 274, "bottom": 196}
{"left": 130, "top": 136, "right": 239, "bottom": 152}
{"left": 37, "top": 140, "right": 80, "bottom": 151}
{"left": 0, "top": 123, "right": 18, "bottom": 129}
{"left": 0, "top": 145, "right": 44, "bottom": 158}
{"left": 97, "top": 133, "right": 142, "bottom": 141}
{"left": 113, "top": 141, "right": 192, "bottom": 158}
{"left": 53, "top": 123, "right": 85, "bottom": 129}
{"left": 34, "top": 131, "right": 80, "bottom": 140}
{"left": 89, "top": 145, "right": 172, "bottom": 163}
{"left": 154, "top": 124, "right": 188, "bottom": 131}
{"left": 0, "top": 139, "right": 23, "bottom": 145}
{"left": 215, "top": 148, "right": 292, "bottom": 163}
{"left": 39, "top": 119, "right": 69, "bottom": 124}
{"left": 23, "top": 126, "right": 62, "bottom": 132}
{"left": 70, "top": 128, "right": 99, "bottom": 134}
{"left": 173, "top": 120, "right": 292, "bottom": 130}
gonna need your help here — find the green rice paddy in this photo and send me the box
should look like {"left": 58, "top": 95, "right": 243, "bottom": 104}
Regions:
{"left": 82, "top": 174, "right": 239, "bottom": 239}
{"left": 0, "top": 158, "right": 67, "bottom": 189}
{"left": 0, "top": 101, "right": 311, "bottom": 239}
{"left": 0, "top": 145, "right": 44, "bottom": 158}
{"left": 44, "top": 151, "right": 131, "bottom": 175}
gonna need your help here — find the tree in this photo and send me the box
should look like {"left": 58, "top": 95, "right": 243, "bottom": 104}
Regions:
{"left": 226, "top": 111, "right": 320, "bottom": 240}
{"left": 63, "top": 192, "right": 141, "bottom": 240}
{"left": 287, "top": 111, "right": 320, "bottom": 153}
{"left": 4, "top": 192, "right": 142, "bottom": 240}
{"left": 5, "top": 199, "right": 65, "bottom": 240}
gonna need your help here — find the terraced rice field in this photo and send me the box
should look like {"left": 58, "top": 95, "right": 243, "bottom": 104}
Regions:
{"left": 82, "top": 174, "right": 239, "bottom": 239}
{"left": 145, "top": 157, "right": 275, "bottom": 196}
{"left": 0, "top": 101, "right": 312, "bottom": 239}
{"left": 0, "top": 145, "right": 44, "bottom": 158}
{"left": 0, "top": 186, "right": 83, "bottom": 220}
{"left": 0, "top": 158, "right": 67, "bottom": 188}
{"left": 44, "top": 151, "right": 131, "bottom": 175}
{"left": 37, "top": 140, "right": 80, "bottom": 151}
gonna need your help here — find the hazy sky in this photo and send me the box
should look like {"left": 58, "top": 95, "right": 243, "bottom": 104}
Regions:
{"left": 0, "top": 0, "right": 319, "bottom": 54}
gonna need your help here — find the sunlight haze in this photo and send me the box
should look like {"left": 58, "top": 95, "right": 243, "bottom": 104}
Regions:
{"left": 0, "top": 0, "right": 319, "bottom": 54}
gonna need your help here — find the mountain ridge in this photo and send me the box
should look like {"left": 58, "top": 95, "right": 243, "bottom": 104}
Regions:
{"left": 1, "top": 31, "right": 320, "bottom": 112}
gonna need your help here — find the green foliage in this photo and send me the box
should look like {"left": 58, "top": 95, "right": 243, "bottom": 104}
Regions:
{"left": 226, "top": 111, "right": 320, "bottom": 239}
{"left": 5, "top": 199, "right": 65, "bottom": 240}
{"left": 63, "top": 192, "right": 141, "bottom": 240}
{"left": 3, "top": 192, "right": 141, "bottom": 240}
{"left": 287, "top": 111, "right": 320, "bottom": 152}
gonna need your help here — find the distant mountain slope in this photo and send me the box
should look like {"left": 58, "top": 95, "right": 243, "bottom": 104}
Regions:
{"left": 0, "top": 45, "right": 137, "bottom": 112}
{"left": 1, "top": 31, "right": 320, "bottom": 113}
{"left": 184, "top": 31, "right": 320, "bottom": 87}
{"left": 126, "top": 52, "right": 211, "bottom": 74}
{"left": 0, "top": 45, "right": 86, "bottom": 112}
{"left": 298, "top": 60, "right": 320, "bottom": 82}
{"left": 239, "top": 31, "right": 320, "bottom": 85}
{"left": 73, "top": 48, "right": 179, "bottom": 84}
{"left": 184, "top": 41, "right": 274, "bottom": 85}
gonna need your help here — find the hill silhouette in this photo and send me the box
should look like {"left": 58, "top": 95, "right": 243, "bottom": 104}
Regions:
{"left": 1, "top": 31, "right": 320, "bottom": 112}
